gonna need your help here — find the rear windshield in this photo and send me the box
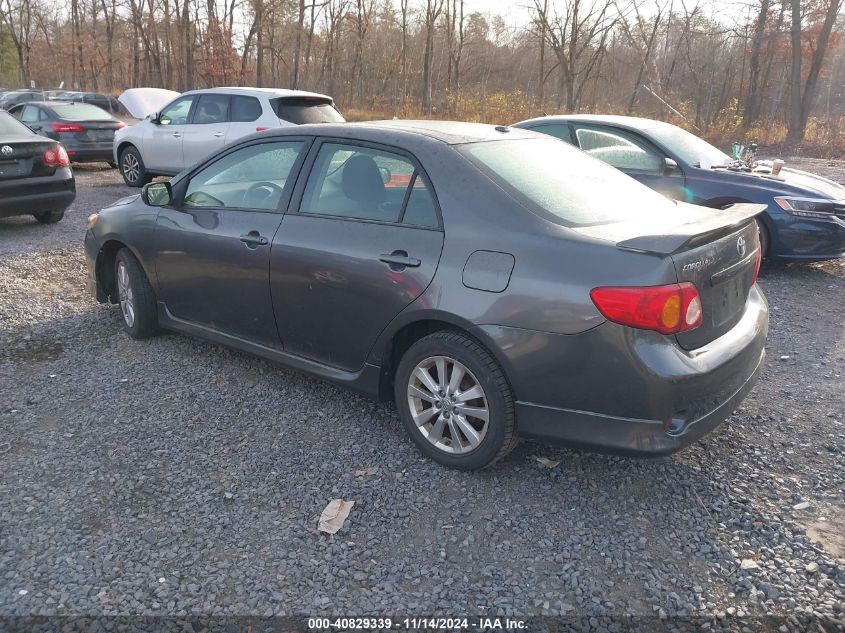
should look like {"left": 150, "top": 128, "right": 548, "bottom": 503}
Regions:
{"left": 270, "top": 97, "right": 345, "bottom": 124}
{"left": 0, "top": 111, "right": 32, "bottom": 135}
{"left": 51, "top": 104, "right": 113, "bottom": 121}
{"left": 460, "top": 137, "right": 677, "bottom": 227}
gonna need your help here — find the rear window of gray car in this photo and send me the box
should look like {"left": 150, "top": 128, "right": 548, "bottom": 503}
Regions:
{"left": 461, "top": 138, "right": 678, "bottom": 227}
{"left": 0, "top": 111, "right": 33, "bottom": 135}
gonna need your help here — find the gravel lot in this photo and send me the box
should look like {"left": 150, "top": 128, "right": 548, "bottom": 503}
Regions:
{"left": 1, "top": 161, "right": 844, "bottom": 631}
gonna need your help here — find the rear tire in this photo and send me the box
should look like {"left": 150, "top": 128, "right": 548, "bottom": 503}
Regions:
{"left": 115, "top": 248, "right": 160, "bottom": 339}
{"left": 33, "top": 210, "right": 65, "bottom": 224}
{"left": 394, "top": 330, "right": 517, "bottom": 470}
{"left": 119, "top": 146, "right": 152, "bottom": 188}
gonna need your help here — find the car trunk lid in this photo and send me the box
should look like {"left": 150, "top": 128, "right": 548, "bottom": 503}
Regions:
{"left": 0, "top": 137, "right": 59, "bottom": 179}
{"left": 575, "top": 202, "right": 766, "bottom": 350}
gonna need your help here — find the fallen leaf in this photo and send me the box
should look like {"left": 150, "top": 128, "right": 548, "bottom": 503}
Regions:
{"left": 353, "top": 466, "right": 377, "bottom": 477}
{"left": 535, "top": 456, "right": 560, "bottom": 468}
{"left": 318, "top": 499, "right": 355, "bottom": 534}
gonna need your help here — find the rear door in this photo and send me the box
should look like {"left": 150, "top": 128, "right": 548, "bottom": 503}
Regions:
{"left": 146, "top": 95, "right": 195, "bottom": 173}
{"left": 270, "top": 139, "right": 443, "bottom": 370}
{"left": 572, "top": 124, "right": 687, "bottom": 201}
{"left": 226, "top": 95, "right": 265, "bottom": 144}
{"left": 183, "top": 93, "right": 231, "bottom": 167}
{"left": 153, "top": 138, "right": 310, "bottom": 347}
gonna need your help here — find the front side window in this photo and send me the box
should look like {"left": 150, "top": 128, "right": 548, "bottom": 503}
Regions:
{"left": 461, "top": 137, "right": 677, "bottom": 227}
{"left": 300, "top": 142, "right": 435, "bottom": 224}
{"left": 193, "top": 94, "right": 230, "bottom": 124}
{"left": 159, "top": 96, "right": 195, "bottom": 126}
{"left": 574, "top": 126, "right": 663, "bottom": 173}
{"left": 183, "top": 141, "right": 304, "bottom": 211}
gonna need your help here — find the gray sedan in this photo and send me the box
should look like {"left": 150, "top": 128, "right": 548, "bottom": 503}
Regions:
{"left": 84, "top": 121, "right": 768, "bottom": 470}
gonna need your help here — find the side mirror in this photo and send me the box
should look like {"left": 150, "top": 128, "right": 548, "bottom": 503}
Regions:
{"left": 664, "top": 157, "right": 679, "bottom": 173}
{"left": 149, "top": 112, "right": 160, "bottom": 124}
{"left": 142, "top": 181, "right": 172, "bottom": 207}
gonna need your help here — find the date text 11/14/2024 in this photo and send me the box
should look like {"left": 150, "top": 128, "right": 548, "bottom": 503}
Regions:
{"left": 308, "top": 617, "right": 528, "bottom": 630}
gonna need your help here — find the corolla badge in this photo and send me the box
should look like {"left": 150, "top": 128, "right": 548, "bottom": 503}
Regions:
{"left": 0, "top": 145, "right": 12, "bottom": 156}
{"left": 737, "top": 235, "right": 747, "bottom": 257}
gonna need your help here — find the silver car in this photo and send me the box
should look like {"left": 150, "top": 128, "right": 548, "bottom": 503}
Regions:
{"left": 113, "top": 87, "right": 344, "bottom": 187}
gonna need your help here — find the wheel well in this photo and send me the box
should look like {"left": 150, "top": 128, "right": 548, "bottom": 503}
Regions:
{"left": 97, "top": 240, "right": 127, "bottom": 303}
{"left": 702, "top": 197, "right": 771, "bottom": 255}
{"left": 379, "top": 319, "right": 462, "bottom": 400}
{"left": 115, "top": 142, "right": 135, "bottom": 162}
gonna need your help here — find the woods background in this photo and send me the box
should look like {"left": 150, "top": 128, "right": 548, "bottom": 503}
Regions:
{"left": 1, "top": 0, "right": 844, "bottom": 155}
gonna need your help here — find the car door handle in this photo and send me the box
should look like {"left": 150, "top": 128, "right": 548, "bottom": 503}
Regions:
{"left": 213, "top": 132, "right": 225, "bottom": 138}
{"left": 171, "top": 132, "right": 182, "bottom": 138}
{"left": 240, "top": 232, "right": 269, "bottom": 248}
{"left": 379, "top": 251, "right": 421, "bottom": 270}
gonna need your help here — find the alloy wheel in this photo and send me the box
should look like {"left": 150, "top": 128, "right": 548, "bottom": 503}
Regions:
{"left": 122, "top": 153, "right": 140, "bottom": 183}
{"left": 116, "top": 261, "right": 135, "bottom": 328}
{"left": 406, "top": 355, "right": 489, "bottom": 454}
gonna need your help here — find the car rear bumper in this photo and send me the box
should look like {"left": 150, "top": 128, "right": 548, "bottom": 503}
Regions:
{"left": 0, "top": 170, "right": 76, "bottom": 218}
{"left": 67, "top": 146, "right": 114, "bottom": 162}
{"left": 473, "top": 285, "right": 769, "bottom": 456}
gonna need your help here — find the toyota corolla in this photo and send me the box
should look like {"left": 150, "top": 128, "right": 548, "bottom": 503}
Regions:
{"left": 84, "top": 121, "right": 768, "bottom": 470}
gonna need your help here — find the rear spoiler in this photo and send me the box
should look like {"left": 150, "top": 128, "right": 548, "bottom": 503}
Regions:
{"left": 615, "top": 203, "right": 767, "bottom": 255}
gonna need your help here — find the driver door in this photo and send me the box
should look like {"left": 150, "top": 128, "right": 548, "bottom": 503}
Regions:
{"left": 146, "top": 95, "right": 196, "bottom": 173}
{"left": 153, "top": 138, "right": 311, "bottom": 347}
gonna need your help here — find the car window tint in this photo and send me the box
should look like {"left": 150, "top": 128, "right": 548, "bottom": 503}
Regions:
{"left": 20, "top": 106, "right": 39, "bottom": 123}
{"left": 183, "top": 141, "right": 303, "bottom": 211}
{"left": 402, "top": 175, "right": 438, "bottom": 228}
{"left": 271, "top": 97, "right": 345, "bottom": 124}
{"left": 52, "top": 104, "right": 113, "bottom": 121}
{"left": 531, "top": 123, "right": 574, "bottom": 144}
{"left": 575, "top": 126, "right": 663, "bottom": 172}
{"left": 194, "top": 94, "right": 230, "bottom": 124}
{"left": 231, "top": 96, "right": 262, "bottom": 122}
{"left": 159, "top": 96, "right": 195, "bottom": 126}
{"left": 461, "top": 137, "right": 677, "bottom": 227}
{"left": 300, "top": 143, "right": 416, "bottom": 222}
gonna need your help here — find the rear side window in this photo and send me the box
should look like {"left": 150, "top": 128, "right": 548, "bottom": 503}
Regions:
{"left": 193, "top": 94, "right": 230, "bottom": 124}
{"left": 271, "top": 97, "right": 345, "bottom": 124}
{"left": 232, "top": 96, "right": 262, "bottom": 122}
{"left": 529, "top": 123, "right": 574, "bottom": 144}
{"left": 300, "top": 142, "right": 436, "bottom": 226}
{"left": 52, "top": 104, "right": 113, "bottom": 121}
{"left": 20, "top": 106, "right": 40, "bottom": 123}
{"left": 461, "top": 137, "right": 676, "bottom": 227}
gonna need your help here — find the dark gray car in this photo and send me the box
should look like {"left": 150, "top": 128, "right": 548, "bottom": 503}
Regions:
{"left": 84, "top": 121, "right": 768, "bottom": 470}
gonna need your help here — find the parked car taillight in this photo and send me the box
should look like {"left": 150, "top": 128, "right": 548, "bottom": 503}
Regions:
{"left": 751, "top": 247, "right": 762, "bottom": 286}
{"left": 590, "top": 283, "right": 703, "bottom": 334}
{"left": 50, "top": 122, "right": 85, "bottom": 133}
{"left": 43, "top": 146, "right": 70, "bottom": 167}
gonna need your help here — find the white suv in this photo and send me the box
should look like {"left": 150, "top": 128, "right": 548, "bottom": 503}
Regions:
{"left": 113, "top": 87, "right": 344, "bottom": 187}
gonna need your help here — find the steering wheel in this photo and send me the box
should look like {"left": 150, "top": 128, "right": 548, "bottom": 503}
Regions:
{"left": 243, "top": 181, "right": 284, "bottom": 207}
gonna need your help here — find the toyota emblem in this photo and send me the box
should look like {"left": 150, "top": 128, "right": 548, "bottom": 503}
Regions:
{"left": 0, "top": 145, "right": 12, "bottom": 157}
{"left": 737, "top": 235, "right": 747, "bottom": 257}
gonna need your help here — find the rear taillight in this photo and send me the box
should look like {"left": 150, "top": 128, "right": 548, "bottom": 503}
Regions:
{"left": 43, "top": 146, "right": 70, "bottom": 168}
{"left": 751, "top": 247, "right": 762, "bottom": 286}
{"left": 590, "top": 283, "right": 703, "bottom": 335}
{"left": 50, "top": 122, "right": 85, "bottom": 133}
{"left": 116, "top": 122, "right": 127, "bottom": 130}
{"left": 256, "top": 127, "right": 269, "bottom": 132}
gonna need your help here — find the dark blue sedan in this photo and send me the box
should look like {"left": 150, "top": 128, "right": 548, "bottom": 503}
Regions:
{"left": 513, "top": 115, "right": 845, "bottom": 261}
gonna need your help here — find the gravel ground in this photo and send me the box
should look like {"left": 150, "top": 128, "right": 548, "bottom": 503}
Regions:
{"left": 1, "top": 161, "right": 844, "bottom": 631}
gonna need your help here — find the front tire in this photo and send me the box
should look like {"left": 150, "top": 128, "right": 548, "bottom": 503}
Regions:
{"left": 33, "top": 209, "right": 65, "bottom": 224}
{"left": 119, "top": 146, "right": 152, "bottom": 188}
{"left": 394, "top": 330, "right": 516, "bottom": 470}
{"left": 115, "top": 249, "right": 159, "bottom": 339}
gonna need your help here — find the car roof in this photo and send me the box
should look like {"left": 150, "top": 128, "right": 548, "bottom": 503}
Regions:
{"left": 516, "top": 113, "right": 678, "bottom": 132}
{"left": 185, "top": 87, "right": 335, "bottom": 101}
{"left": 259, "top": 120, "right": 539, "bottom": 146}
